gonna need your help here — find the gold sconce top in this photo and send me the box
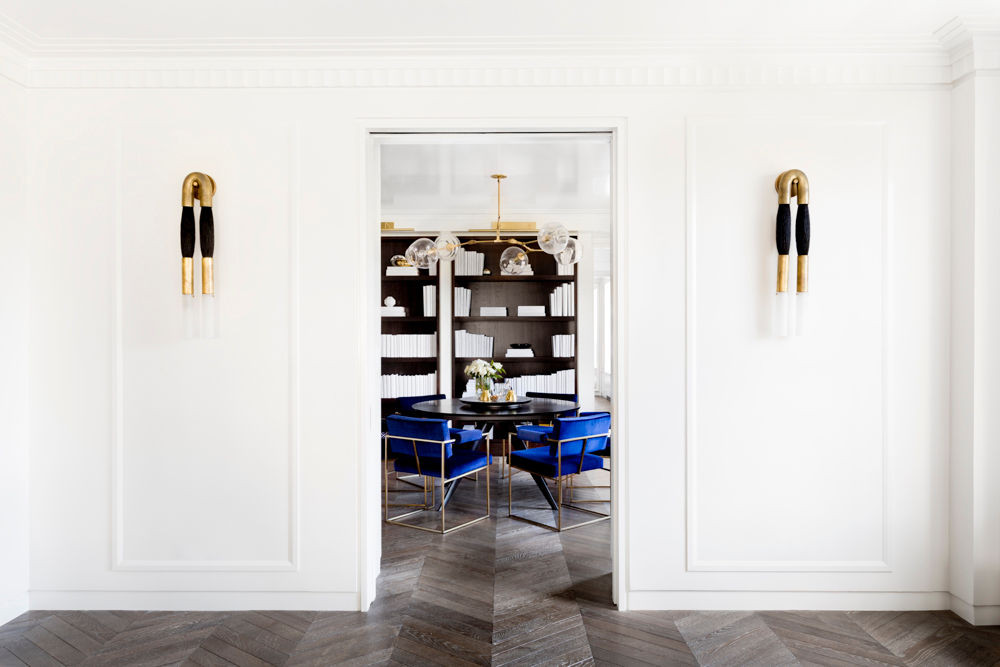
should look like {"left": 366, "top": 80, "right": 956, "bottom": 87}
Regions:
{"left": 775, "top": 169, "right": 809, "bottom": 205}
{"left": 182, "top": 172, "right": 217, "bottom": 207}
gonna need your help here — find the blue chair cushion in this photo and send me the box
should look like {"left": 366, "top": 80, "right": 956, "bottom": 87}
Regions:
{"left": 385, "top": 414, "right": 451, "bottom": 458}
{"left": 509, "top": 447, "right": 605, "bottom": 478}
{"left": 393, "top": 451, "right": 490, "bottom": 479}
{"left": 515, "top": 424, "right": 553, "bottom": 444}
{"left": 548, "top": 413, "right": 612, "bottom": 457}
{"left": 450, "top": 428, "right": 483, "bottom": 445}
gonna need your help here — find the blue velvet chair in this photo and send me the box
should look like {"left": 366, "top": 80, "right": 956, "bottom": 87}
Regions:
{"left": 397, "top": 394, "right": 484, "bottom": 447}
{"left": 507, "top": 412, "right": 611, "bottom": 532}
{"left": 384, "top": 415, "right": 491, "bottom": 534}
{"left": 503, "top": 392, "right": 578, "bottom": 479}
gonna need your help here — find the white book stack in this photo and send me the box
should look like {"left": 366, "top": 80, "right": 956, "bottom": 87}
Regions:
{"left": 454, "top": 287, "right": 472, "bottom": 316}
{"left": 381, "top": 333, "right": 437, "bottom": 358}
{"left": 380, "top": 305, "right": 406, "bottom": 317}
{"left": 455, "top": 248, "right": 485, "bottom": 276}
{"left": 557, "top": 264, "right": 575, "bottom": 276}
{"left": 505, "top": 348, "right": 534, "bottom": 358}
{"left": 480, "top": 306, "right": 507, "bottom": 316}
{"left": 517, "top": 305, "right": 546, "bottom": 317}
{"left": 548, "top": 283, "right": 575, "bottom": 316}
{"left": 501, "top": 265, "right": 533, "bottom": 276}
{"left": 381, "top": 372, "right": 438, "bottom": 398}
{"left": 552, "top": 334, "right": 575, "bottom": 357}
{"left": 454, "top": 330, "right": 494, "bottom": 358}
{"left": 463, "top": 370, "right": 575, "bottom": 398}
{"left": 422, "top": 285, "right": 437, "bottom": 317}
{"left": 385, "top": 266, "right": 419, "bottom": 276}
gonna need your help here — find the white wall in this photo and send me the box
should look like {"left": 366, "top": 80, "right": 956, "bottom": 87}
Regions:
{"left": 949, "top": 63, "right": 1000, "bottom": 625}
{"left": 20, "top": 78, "right": 954, "bottom": 611}
{"left": 0, "top": 75, "right": 30, "bottom": 625}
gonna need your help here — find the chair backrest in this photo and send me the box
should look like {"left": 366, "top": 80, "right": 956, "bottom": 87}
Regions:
{"left": 397, "top": 394, "right": 445, "bottom": 415}
{"left": 385, "top": 415, "right": 452, "bottom": 459}
{"left": 548, "top": 413, "right": 611, "bottom": 458}
{"left": 525, "top": 392, "right": 579, "bottom": 417}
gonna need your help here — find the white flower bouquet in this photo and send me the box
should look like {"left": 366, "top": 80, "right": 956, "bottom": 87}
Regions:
{"left": 464, "top": 359, "right": 505, "bottom": 397}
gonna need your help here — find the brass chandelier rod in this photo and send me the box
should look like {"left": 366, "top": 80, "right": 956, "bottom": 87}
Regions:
{"left": 450, "top": 174, "right": 544, "bottom": 253}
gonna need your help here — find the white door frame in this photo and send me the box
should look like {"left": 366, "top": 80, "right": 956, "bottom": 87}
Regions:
{"left": 358, "top": 117, "right": 630, "bottom": 611}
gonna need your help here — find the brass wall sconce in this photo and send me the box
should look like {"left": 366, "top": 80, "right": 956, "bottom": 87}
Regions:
{"left": 774, "top": 169, "right": 810, "bottom": 336}
{"left": 180, "top": 172, "right": 218, "bottom": 337}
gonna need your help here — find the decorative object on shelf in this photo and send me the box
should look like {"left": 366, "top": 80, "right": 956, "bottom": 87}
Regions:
{"left": 381, "top": 222, "right": 414, "bottom": 231}
{"left": 381, "top": 296, "right": 406, "bottom": 317}
{"left": 464, "top": 359, "right": 505, "bottom": 401}
{"left": 402, "top": 175, "right": 581, "bottom": 273}
{"left": 773, "top": 169, "right": 810, "bottom": 336}
{"left": 389, "top": 254, "right": 412, "bottom": 267}
{"left": 180, "top": 172, "right": 217, "bottom": 338}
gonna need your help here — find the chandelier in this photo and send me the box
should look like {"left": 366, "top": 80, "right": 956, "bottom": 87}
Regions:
{"left": 403, "top": 174, "right": 580, "bottom": 274}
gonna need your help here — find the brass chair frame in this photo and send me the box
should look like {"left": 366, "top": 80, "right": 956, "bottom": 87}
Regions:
{"left": 384, "top": 434, "right": 491, "bottom": 535}
{"left": 507, "top": 432, "right": 611, "bottom": 532}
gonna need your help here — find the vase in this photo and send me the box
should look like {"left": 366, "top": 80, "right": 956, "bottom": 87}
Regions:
{"left": 475, "top": 377, "right": 492, "bottom": 401}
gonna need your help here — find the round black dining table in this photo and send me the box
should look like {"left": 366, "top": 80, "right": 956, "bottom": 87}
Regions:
{"left": 410, "top": 397, "right": 580, "bottom": 511}
{"left": 409, "top": 397, "right": 579, "bottom": 422}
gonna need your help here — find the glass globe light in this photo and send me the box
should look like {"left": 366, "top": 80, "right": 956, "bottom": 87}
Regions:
{"left": 537, "top": 222, "right": 569, "bottom": 254}
{"left": 404, "top": 237, "right": 437, "bottom": 269}
{"left": 433, "top": 233, "right": 460, "bottom": 261}
{"left": 499, "top": 246, "right": 530, "bottom": 275}
{"left": 555, "top": 237, "right": 581, "bottom": 266}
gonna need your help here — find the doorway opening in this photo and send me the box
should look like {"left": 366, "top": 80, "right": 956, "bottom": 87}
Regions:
{"left": 362, "top": 128, "right": 624, "bottom": 649}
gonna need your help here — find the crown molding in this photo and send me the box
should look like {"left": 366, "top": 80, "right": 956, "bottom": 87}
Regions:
{"left": 0, "top": 12, "right": 996, "bottom": 89}
{"left": 935, "top": 16, "right": 1000, "bottom": 81}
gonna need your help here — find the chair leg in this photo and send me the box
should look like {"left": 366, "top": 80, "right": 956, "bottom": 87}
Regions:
{"left": 557, "top": 474, "right": 562, "bottom": 531}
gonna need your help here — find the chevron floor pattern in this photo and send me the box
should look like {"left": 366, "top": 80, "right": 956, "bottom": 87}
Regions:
{"left": 3, "top": 463, "right": 1000, "bottom": 665}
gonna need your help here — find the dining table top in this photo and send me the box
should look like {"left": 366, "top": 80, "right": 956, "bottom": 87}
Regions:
{"left": 409, "top": 397, "right": 579, "bottom": 422}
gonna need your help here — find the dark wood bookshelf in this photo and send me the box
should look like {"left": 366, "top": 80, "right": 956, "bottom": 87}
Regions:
{"left": 451, "top": 234, "right": 578, "bottom": 398}
{"left": 381, "top": 275, "right": 438, "bottom": 282}
{"left": 455, "top": 316, "right": 575, "bottom": 323}
{"left": 454, "top": 275, "right": 576, "bottom": 283}
{"left": 381, "top": 235, "right": 441, "bottom": 419}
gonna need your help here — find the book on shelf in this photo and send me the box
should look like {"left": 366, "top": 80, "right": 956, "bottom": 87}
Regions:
{"left": 461, "top": 369, "right": 574, "bottom": 398}
{"left": 505, "top": 348, "right": 535, "bottom": 358}
{"left": 479, "top": 306, "right": 507, "bottom": 317}
{"left": 422, "top": 285, "right": 437, "bottom": 317}
{"left": 501, "top": 266, "right": 533, "bottom": 276}
{"left": 517, "top": 305, "right": 546, "bottom": 317}
{"left": 380, "top": 371, "right": 437, "bottom": 398}
{"left": 454, "top": 287, "right": 471, "bottom": 317}
{"left": 454, "top": 329, "right": 494, "bottom": 358}
{"left": 381, "top": 333, "right": 437, "bottom": 358}
{"left": 455, "top": 248, "right": 485, "bottom": 276}
{"left": 380, "top": 306, "right": 406, "bottom": 317}
{"left": 552, "top": 333, "right": 575, "bottom": 357}
{"left": 385, "top": 266, "right": 419, "bottom": 276}
{"left": 548, "top": 282, "right": 575, "bottom": 316}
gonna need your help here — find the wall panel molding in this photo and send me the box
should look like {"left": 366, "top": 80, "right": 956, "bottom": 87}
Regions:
{"left": 683, "top": 117, "right": 890, "bottom": 573}
{"left": 110, "top": 127, "right": 302, "bottom": 572}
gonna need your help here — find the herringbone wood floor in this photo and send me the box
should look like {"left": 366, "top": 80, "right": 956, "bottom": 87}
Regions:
{"left": 3, "top": 463, "right": 1000, "bottom": 665}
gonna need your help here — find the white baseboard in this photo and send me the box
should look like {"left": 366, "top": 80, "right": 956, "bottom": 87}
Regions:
{"left": 950, "top": 594, "right": 1000, "bottom": 625}
{"left": 28, "top": 590, "right": 360, "bottom": 611}
{"left": 627, "top": 590, "right": 952, "bottom": 611}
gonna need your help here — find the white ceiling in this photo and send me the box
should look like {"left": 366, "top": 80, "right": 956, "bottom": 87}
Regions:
{"left": 0, "top": 0, "right": 996, "bottom": 44}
